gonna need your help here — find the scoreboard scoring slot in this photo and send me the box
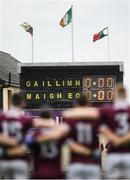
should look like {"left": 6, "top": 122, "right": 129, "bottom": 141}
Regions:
{"left": 83, "top": 75, "right": 116, "bottom": 102}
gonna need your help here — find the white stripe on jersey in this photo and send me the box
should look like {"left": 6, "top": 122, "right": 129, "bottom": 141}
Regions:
{"left": 113, "top": 100, "right": 130, "bottom": 109}
{"left": 4, "top": 106, "right": 25, "bottom": 118}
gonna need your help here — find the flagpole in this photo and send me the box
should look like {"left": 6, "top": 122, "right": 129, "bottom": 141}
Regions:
{"left": 107, "top": 27, "right": 110, "bottom": 61}
{"left": 32, "top": 35, "right": 34, "bottom": 63}
{"left": 71, "top": 5, "right": 74, "bottom": 62}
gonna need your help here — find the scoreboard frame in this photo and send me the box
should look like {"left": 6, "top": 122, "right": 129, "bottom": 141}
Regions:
{"left": 18, "top": 62, "right": 123, "bottom": 109}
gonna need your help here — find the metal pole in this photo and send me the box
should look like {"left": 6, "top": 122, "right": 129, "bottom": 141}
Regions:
{"left": 107, "top": 27, "right": 110, "bottom": 61}
{"left": 32, "top": 35, "right": 34, "bottom": 63}
{"left": 71, "top": 5, "right": 74, "bottom": 62}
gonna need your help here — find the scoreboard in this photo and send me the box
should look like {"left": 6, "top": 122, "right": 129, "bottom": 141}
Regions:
{"left": 18, "top": 62, "right": 123, "bottom": 109}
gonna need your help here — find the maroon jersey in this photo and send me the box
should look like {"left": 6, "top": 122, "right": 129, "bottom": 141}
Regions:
{"left": 0, "top": 112, "right": 33, "bottom": 159}
{"left": 64, "top": 118, "right": 100, "bottom": 164}
{"left": 29, "top": 128, "right": 65, "bottom": 179}
{"left": 99, "top": 101, "right": 130, "bottom": 153}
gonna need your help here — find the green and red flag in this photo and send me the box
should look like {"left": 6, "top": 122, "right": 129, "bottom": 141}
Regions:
{"left": 21, "top": 22, "right": 33, "bottom": 36}
{"left": 59, "top": 7, "right": 72, "bottom": 27}
{"left": 93, "top": 27, "right": 108, "bottom": 42}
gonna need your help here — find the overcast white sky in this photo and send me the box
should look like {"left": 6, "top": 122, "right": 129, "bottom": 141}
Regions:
{"left": 0, "top": 0, "right": 130, "bottom": 98}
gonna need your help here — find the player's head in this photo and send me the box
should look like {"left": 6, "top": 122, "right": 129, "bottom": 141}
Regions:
{"left": 39, "top": 110, "right": 51, "bottom": 119}
{"left": 11, "top": 93, "right": 26, "bottom": 108}
{"left": 75, "top": 94, "right": 89, "bottom": 107}
{"left": 115, "top": 84, "right": 127, "bottom": 100}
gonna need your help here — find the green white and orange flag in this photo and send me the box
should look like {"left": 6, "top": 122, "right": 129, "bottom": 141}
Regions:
{"left": 60, "top": 7, "right": 72, "bottom": 27}
{"left": 21, "top": 22, "right": 33, "bottom": 36}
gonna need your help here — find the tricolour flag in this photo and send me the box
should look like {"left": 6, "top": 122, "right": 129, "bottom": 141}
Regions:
{"left": 21, "top": 22, "right": 33, "bottom": 36}
{"left": 60, "top": 7, "right": 72, "bottom": 27}
{"left": 93, "top": 27, "right": 108, "bottom": 42}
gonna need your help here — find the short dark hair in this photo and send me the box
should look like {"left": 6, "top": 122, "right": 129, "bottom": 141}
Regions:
{"left": 12, "top": 93, "right": 23, "bottom": 107}
{"left": 76, "top": 94, "right": 88, "bottom": 106}
{"left": 39, "top": 110, "right": 51, "bottom": 119}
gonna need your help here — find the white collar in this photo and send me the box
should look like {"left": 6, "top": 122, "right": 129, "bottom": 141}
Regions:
{"left": 113, "top": 100, "right": 129, "bottom": 109}
{"left": 4, "top": 106, "right": 25, "bottom": 118}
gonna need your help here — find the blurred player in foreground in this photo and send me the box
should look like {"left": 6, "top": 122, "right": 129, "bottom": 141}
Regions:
{"left": 64, "top": 96, "right": 101, "bottom": 179}
{"left": 0, "top": 93, "right": 55, "bottom": 179}
{"left": 37, "top": 95, "right": 101, "bottom": 179}
{"left": 25, "top": 110, "right": 66, "bottom": 179}
{"left": 63, "top": 84, "right": 130, "bottom": 179}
